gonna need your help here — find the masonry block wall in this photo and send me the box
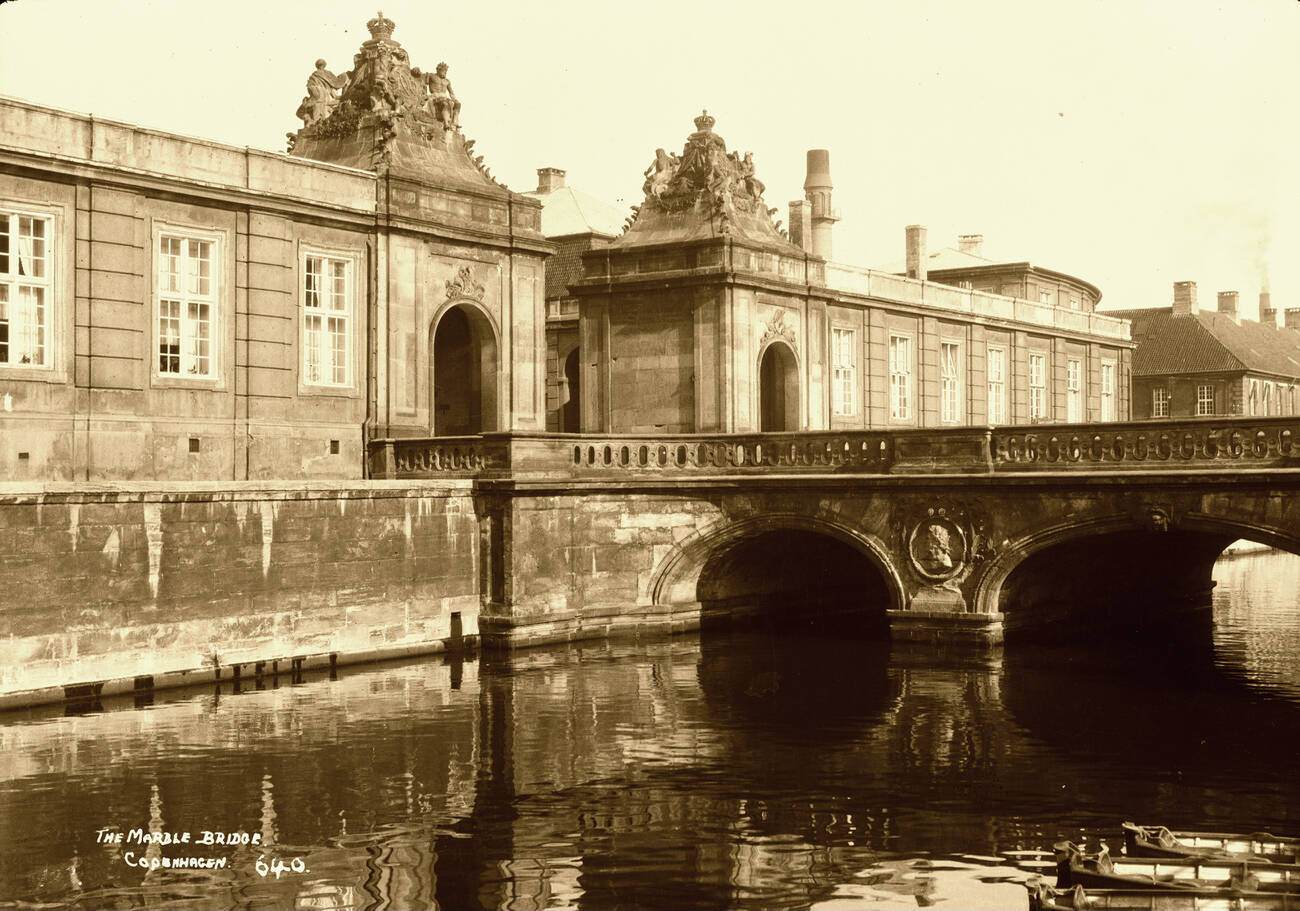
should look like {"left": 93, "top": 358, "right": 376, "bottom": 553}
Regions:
{"left": 0, "top": 99, "right": 375, "bottom": 482}
{"left": 0, "top": 483, "right": 483, "bottom": 701}
{"left": 607, "top": 293, "right": 696, "bottom": 432}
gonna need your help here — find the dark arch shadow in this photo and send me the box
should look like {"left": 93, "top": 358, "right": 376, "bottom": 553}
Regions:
{"left": 997, "top": 528, "right": 1238, "bottom": 642}
{"left": 561, "top": 346, "right": 580, "bottom": 432}
{"left": 1001, "top": 639, "right": 1300, "bottom": 831}
{"left": 758, "top": 339, "right": 800, "bottom": 432}
{"left": 696, "top": 528, "right": 893, "bottom": 638}
{"left": 431, "top": 302, "right": 498, "bottom": 435}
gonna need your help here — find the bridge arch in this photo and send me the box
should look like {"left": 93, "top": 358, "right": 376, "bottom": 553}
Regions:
{"left": 975, "top": 509, "right": 1300, "bottom": 640}
{"left": 652, "top": 514, "right": 904, "bottom": 634}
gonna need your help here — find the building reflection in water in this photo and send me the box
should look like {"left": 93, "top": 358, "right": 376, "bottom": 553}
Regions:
{"left": 0, "top": 552, "right": 1298, "bottom": 909}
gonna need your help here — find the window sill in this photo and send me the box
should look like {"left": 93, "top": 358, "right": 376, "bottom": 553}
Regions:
{"left": 0, "top": 364, "right": 67, "bottom": 384}
{"left": 152, "top": 373, "right": 225, "bottom": 391}
{"left": 298, "top": 383, "right": 360, "bottom": 399}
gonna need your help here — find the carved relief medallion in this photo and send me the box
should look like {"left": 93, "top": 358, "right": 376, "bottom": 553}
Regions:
{"left": 908, "top": 511, "right": 968, "bottom": 582}
{"left": 445, "top": 265, "right": 485, "bottom": 302}
{"left": 760, "top": 308, "right": 797, "bottom": 347}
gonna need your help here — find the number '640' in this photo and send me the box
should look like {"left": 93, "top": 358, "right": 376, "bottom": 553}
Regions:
{"left": 255, "top": 855, "right": 307, "bottom": 878}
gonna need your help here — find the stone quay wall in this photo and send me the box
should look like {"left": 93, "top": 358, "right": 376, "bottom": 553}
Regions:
{"left": 0, "top": 482, "right": 483, "bottom": 708}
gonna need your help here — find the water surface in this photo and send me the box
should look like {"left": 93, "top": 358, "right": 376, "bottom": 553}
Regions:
{"left": 1, "top": 547, "right": 1297, "bottom": 909}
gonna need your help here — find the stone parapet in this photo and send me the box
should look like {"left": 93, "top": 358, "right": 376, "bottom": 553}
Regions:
{"left": 824, "top": 261, "right": 1131, "bottom": 343}
{"left": 0, "top": 95, "right": 376, "bottom": 215}
{"left": 369, "top": 415, "right": 1300, "bottom": 482}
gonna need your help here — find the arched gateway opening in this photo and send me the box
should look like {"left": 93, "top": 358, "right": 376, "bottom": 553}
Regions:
{"left": 758, "top": 342, "right": 799, "bottom": 432}
{"left": 431, "top": 305, "right": 498, "bottom": 435}
{"left": 696, "top": 529, "right": 892, "bottom": 636}
{"left": 561, "top": 347, "right": 581, "bottom": 432}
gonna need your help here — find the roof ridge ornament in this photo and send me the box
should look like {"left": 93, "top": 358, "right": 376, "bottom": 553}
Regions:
{"left": 288, "top": 13, "right": 505, "bottom": 189}
{"left": 624, "top": 111, "right": 781, "bottom": 242}
{"left": 367, "top": 10, "right": 396, "bottom": 42}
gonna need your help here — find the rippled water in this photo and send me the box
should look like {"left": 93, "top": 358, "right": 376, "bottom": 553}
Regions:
{"left": 1, "top": 547, "right": 1298, "bottom": 909}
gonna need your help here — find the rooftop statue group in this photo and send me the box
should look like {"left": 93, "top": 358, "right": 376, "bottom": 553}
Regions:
{"left": 639, "top": 111, "right": 769, "bottom": 228}
{"left": 293, "top": 12, "right": 460, "bottom": 134}
{"left": 296, "top": 59, "right": 460, "bottom": 131}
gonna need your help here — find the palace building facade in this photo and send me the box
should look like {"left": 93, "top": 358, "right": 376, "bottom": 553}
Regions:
{"left": 0, "top": 14, "right": 1131, "bottom": 483}
{"left": 556, "top": 117, "right": 1132, "bottom": 435}
{"left": 0, "top": 13, "right": 549, "bottom": 481}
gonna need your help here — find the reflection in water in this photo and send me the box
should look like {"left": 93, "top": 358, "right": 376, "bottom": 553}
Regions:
{"left": 0, "top": 552, "right": 1298, "bottom": 909}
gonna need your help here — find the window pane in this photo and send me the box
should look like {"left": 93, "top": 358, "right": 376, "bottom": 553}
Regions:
{"left": 160, "top": 236, "right": 181, "bottom": 293}
{"left": 159, "top": 299, "right": 180, "bottom": 373}
{"left": 330, "top": 260, "right": 347, "bottom": 311}
{"left": 304, "top": 313, "right": 322, "bottom": 383}
{"left": 187, "top": 301, "right": 211, "bottom": 375}
{"left": 0, "top": 283, "right": 8, "bottom": 364}
{"left": 0, "top": 215, "right": 9, "bottom": 275}
{"left": 329, "top": 315, "right": 347, "bottom": 385}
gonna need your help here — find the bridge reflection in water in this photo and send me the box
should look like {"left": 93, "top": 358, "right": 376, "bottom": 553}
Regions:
{"left": 0, "top": 550, "right": 1297, "bottom": 909}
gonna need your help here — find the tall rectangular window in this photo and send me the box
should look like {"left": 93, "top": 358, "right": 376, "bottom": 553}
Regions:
{"left": 1028, "top": 353, "right": 1047, "bottom": 421}
{"left": 888, "top": 334, "right": 912, "bottom": 421}
{"left": 1066, "top": 358, "right": 1082, "bottom": 422}
{"left": 1038, "top": 289, "right": 1052, "bottom": 305}
{"left": 1196, "top": 384, "right": 1215, "bottom": 416}
{"left": 1101, "top": 362, "right": 1115, "bottom": 421}
{"left": 0, "top": 210, "right": 53, "bottom": 368}
{"left": 830, "top": 327, "right": 856, "bottom": 417}
{"left": 940, "top": 341, "right": 961, "bottom": 424}
{"left": 1249, "top": 380, "right": 1258, "bottom": 416}
{"left": 303, "top": 254, "right": 352, "bottom": 387}
{"left": 157, "top": 232, "right": 216, "bottom": 378}
{"left": 987, "top": 346, "right": 1006, "bottom": 425}
{"left": 1153, "top": 387, "right": 1170, "bottom": 418}
{"left": 1263, "top": 382, "right": 1273, "bottom": 416}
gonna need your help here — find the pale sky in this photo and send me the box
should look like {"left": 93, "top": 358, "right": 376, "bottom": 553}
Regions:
{"left": 2, "top": 0, "right": 1296, "bottom": 314}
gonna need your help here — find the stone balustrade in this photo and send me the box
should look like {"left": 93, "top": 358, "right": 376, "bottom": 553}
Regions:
{"left": 370, "top": 416, "right": 1300, "bottom": 481}
{"left": 991, "top": 416, "right": 1300, "bottom": 469}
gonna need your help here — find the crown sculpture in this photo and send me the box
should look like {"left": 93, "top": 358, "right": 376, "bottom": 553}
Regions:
{"left": 287, "top": 12, "right": 496, "bottom": 186}
{"left": 622, "top": 110, "right": 791, "bottom": 248}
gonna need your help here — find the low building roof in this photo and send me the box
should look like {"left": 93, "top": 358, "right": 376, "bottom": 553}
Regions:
{"left": 524, "top": 184, "right": 626, "bottom": 239}
{"left": 878, "top": 246, "right": 1102, "bottom": 301}
{"left": 1106, "top": 307, "right": 1300, "bottom": 379}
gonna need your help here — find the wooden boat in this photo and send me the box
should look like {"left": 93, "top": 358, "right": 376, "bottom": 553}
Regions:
{"left": 1054, "top": 842, "right": 1300, "bottom": 893}
{"left": 1123, "top": 824, "right": 1300, "bottom": 864}
{"left": 1027, "top": 881, "right": 1300, "bottom": 910}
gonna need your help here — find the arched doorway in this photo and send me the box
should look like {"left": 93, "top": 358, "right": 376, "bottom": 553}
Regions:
{"left": 431, "top": 304, "right": 498, "bottom": 435}
{"left": 759, "top": 342, "right": 799, "bottom": 432}
{"left": 561, "top": 347, "right": 581, "bottom": 432}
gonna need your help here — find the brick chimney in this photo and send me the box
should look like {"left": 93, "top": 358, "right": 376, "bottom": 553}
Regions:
{"left": 1217, "top": 291, "right": 1239, "bottom": 324}
{"left": 536, "top": 167, "right": 566, "bottom": 193}
{"left": 1286, "top": 309, "right": 1300, "bottom": 331}
{"left": 958, "top": 233, "right": 984, "bottom": 256}
{"left": 905, "top": 225, "right": 928, "bottom": 281}
{"left": 1260, "top": 290, "right": 1276, "bottom": 327}
{"left": 1172, "top": 281, "right": 1198, "bottom": 317}
{"left": 788, "top": 200, "right": 813, "bottom": 253}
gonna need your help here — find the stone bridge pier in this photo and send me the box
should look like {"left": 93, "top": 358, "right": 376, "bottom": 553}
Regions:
{"left": 373, "top": 418, "right": 1300, "bottom": 649}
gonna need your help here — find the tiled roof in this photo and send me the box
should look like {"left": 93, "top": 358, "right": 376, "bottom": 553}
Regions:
{"left": 1106, "top": 307, "right": 1300, "bottom": 378}
{"left": 523, "top": 185, "right": 626, "bottom": 239}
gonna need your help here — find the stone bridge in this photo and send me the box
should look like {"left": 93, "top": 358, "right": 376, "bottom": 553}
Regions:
{"left": 370, "top": 416, "right": 1300, "bottom": 646}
